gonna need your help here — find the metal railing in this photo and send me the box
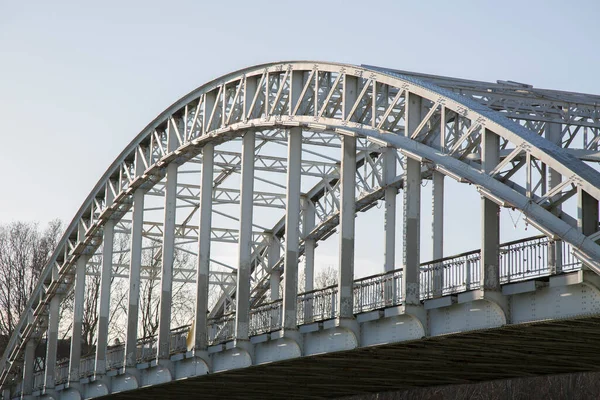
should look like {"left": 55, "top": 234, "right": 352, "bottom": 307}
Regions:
{"left": 500, "top": 236, "right": 550, "bottom": 283}
{"left": 297, "top": 285, "right": 338, "bottom": 325}
{"left": 420, "top": 251, "right": 481, "bottom": 299}
{"left": 208, "top": 313, "right": 235, "bottom": 345}
{"left": 249, "top": 299, "right": 282, "bottom": 336}
{"left": 353, "top": 270, "right": 402, "bottom": 313}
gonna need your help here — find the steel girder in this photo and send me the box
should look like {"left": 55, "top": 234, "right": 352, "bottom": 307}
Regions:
{"left": 2, "top": 61, "right": 600, "bottom": 389}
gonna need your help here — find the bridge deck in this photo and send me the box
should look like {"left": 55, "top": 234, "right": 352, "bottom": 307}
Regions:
{"left": 97, "top": 315, "right": 600, "bottom": 399}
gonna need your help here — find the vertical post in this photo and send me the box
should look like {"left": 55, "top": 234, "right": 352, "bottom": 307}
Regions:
{"left": 546, "top": 122, "right": 563, "bottom": 273}
{"left": 194, "top": 143, "right": 214, "bottom": 350}
{"left": 235, "top": 131, "right": 255, "bottom": 341}
{"left": 268, "top": 236, "right": 281, "bottom": 301}
{"left": 403, "top": 92, "right": 422, "bottom": 305}
{"left": 383, "top": 147, "right": 397, "bottom": 273}
{"left": 69, "top": 255, "right": 86, "bottom": 382}
{"left": 44, "top": 295, "right": 61, "bottom": 390}
{"left": 432, "top": 171, "right": 444, "bottom": 297}
{"left": 481, "top": 128, "right": 501, "bottom": 291}
{"left": 283, "top": 127, "right": 302, "bottom": 329}
{"left": 157, "top": 124, "right": 179, "bottom": 361}
{"left": 302, "top": 197, "right": 316, "bottom": 323}
{"left": 302, "top": 196, "right": 316, "bottom": 293}
{"left": 95, "top": 182, "right": 115, "bottom": 376}
{"left": 578, "top": 189, "right": 599, "bottom": 236}
{"left": 22, "top": 335, "right": 35, "bottom": 396}
{"left": 124, "top": 150, "right": 146, "bottom": 368}
{"left": 338, "top": 134, "right": 357, "bottom": 318}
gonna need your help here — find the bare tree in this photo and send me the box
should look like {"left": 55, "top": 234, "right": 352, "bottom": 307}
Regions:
{"left": 0, "top": 220, "right": 63, "bottom": 354}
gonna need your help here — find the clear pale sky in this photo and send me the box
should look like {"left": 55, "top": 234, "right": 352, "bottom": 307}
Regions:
{"left": 1, "top": 0, "right": 599, "bottom": 271}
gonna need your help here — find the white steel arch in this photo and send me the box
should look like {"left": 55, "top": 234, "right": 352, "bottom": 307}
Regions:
{"left": 2, "top": 61, "right": 600, "bottom": 398}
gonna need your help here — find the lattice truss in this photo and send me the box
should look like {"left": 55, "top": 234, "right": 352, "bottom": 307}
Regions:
{"left": 3, "top": 62, "right": 600, "bottom": 387}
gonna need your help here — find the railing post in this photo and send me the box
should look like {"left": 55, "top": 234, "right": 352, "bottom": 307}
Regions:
{"left": 44, "top": 295, "right": 61, "bottom": 391}
{"left": 403, "top": 92, "right": 422, "bottom": 305}
{"left": 194, "top": 142, "right": 214, "bottom": 351}
{"left": 124, "top": 149, "right": 145, "bottom": 369}
{"left": 235, "top": 130, "right": 255, "bottom": 341}
{"left": 481, "top": 128, "right": 501, "bottom": 291}
{"left": 338, "top": 134, "right": 357, "bottom": 319}
{"left": 95, "top": 181, "right": 115, "bottom": 377}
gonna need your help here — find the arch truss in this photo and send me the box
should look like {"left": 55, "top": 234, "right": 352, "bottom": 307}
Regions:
{"left": 2, "top": 61, "right": 600, "bottom": 398}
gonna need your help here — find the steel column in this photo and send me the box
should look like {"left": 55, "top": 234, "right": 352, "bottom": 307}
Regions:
{"left": 546, "top": 122, "right": 563, "bottom": 273}
{"left": 283, "top": 127, "right": 302, "bottom": 329}
{"left": 338, "top": 134, "right": 357, "bottom": 318}
{"left": 268, "top": 236, "right": 281, "bottom": 301}
{"left": 194, "top": 142, "right": 214, "bottom": 350}
{"left": 302, "top": 196, "right": 316, "bottom": 293}
{"left": 403, "top": 93, "right": 422, "bottom": 305}
{"left": 432, "top": 171, "right": 444, "bottom": 297}
{"left": 95, "top": 183, "right": 115, "bottom": 376}
{"left": 68, "top": 255, "right": 86, "bottom": 382}
{"left": 235, "top": 131, "right": 255, "bottom": 340}
{"left": 383, "top": 147, "right": 397, "bottom": 273}
{"left": 481, "top": 128, "right": 500, "bottom": 291}
{"left": 21, "top": 335, "right": 35, "bottom": 397}
{"left": 124, "top": 151, "right": 145, "bottom": 368}
{"left": 157, "top": 126, "right": 179, "bottom": 360}
{"left": 578, "top": 189, "right": 599, "bottom": 236}
{"left": 44, "top": 295, "right": 61, "bottom": 390}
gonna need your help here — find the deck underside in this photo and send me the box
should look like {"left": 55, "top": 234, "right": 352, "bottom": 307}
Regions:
{"left": 101, "top": 315, "right": 600, "bottom": 399}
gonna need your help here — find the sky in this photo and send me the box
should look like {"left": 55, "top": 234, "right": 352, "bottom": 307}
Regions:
{"left": 1, "top": 0, "right": 600, "bottom": 274}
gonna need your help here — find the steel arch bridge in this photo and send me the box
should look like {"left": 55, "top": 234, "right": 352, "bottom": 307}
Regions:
{"left": 3, "top": 61, "right": 600, "bottom": 399}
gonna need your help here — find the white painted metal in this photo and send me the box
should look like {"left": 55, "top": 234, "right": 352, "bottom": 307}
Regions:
{"left": 235, "top": 131, "right": 255, "bottom": 341}
{"left": 383, "top": 147, "right": 396, "bottom": 273}
{"left": 44, "top": 295, "right": 61, "bottom": 390}
{"left": 283, "top": 127, "right": 302, "bottom": 329}
{"left": 4, "top": 62, "right": 600, "bottom": 398}
{"left": 95, "top": 182, "right": 115, "bottom": 376}
{"left": 194, "top": 142, "right": 214, "bottom": 350}
{"left": 68, "top": 256, "right": 86, "bottom": 381}
{"left": 338, "top": 135, "right": 357, "bottom": 319}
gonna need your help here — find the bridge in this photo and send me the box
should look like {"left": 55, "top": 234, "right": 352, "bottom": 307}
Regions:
{"left": 2, "top": 61, "right": 600, "bottom": 399}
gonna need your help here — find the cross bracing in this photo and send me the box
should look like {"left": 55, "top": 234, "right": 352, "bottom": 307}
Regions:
{"left": 2, "top": 61, "right": 600, "bottom": 399}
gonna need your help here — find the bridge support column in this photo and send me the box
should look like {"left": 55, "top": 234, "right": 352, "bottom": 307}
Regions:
{"left": 44, "top": 294, "right": 61, "bottom": 391}
{"left": 235, "top": 131, "right": 255, "bottom": 341}
{"left": 302, "top": 197, "right": 316, "bottom": 292}
{"left": 68, "top": 254, "right": 87, "bottom": 384}
{"left": 383, "top": 147, "right": 396, "bottom": 273}
{"left": 157, "top": 125, "right": 179, "bottom": 364}
{"left": 124, "top": 150, "right": 146, "bottom": 370}
{"left": 95, "top": 183, "right": 115, "bottom": 377}
{"left": 194, "top": 142, "right": 214, "bottom": 351}
{"left": 338, "top": 134, "right": 357, "bottom": 319}
{"left": 546, "top": 122, "right": 563, "bottom": 273}
{"left": 578, "top": 189, "right": 599, "bottom": 236}
{"left": 403, "top": 93, "right": 422, "bottom": 306}
{"left": 283, "top": 127, "right": 302, "bottom": 329}
{"left": 481, "top": 128, "right": 500, "bottom": 291}
{"left": 269, "top": 235, "right": 280, "bottom": 302}
{"left": 432, "top": 171, "right": 444, "bottom": 297}
{"left": 268, "top": 235, "right": 281, "bottom": 329}
{"left": 22, "top": 336, "right": 35, "bottom": 397}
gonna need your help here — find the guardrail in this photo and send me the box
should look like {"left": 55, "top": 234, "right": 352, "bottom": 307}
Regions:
{"left": 208, "top": 313, "right": 235, "bottom": 345}
{"left": 25, "top": 235, "right": 585, "bottom": 389}
{"left": 297, "top": 285, "right": 338, "bottom": 325}
{"left": 249, "top": 299, "right": 282, "bottom": 336}
{"left": 353, "top": 270, "right": 403, "bottom": 313}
